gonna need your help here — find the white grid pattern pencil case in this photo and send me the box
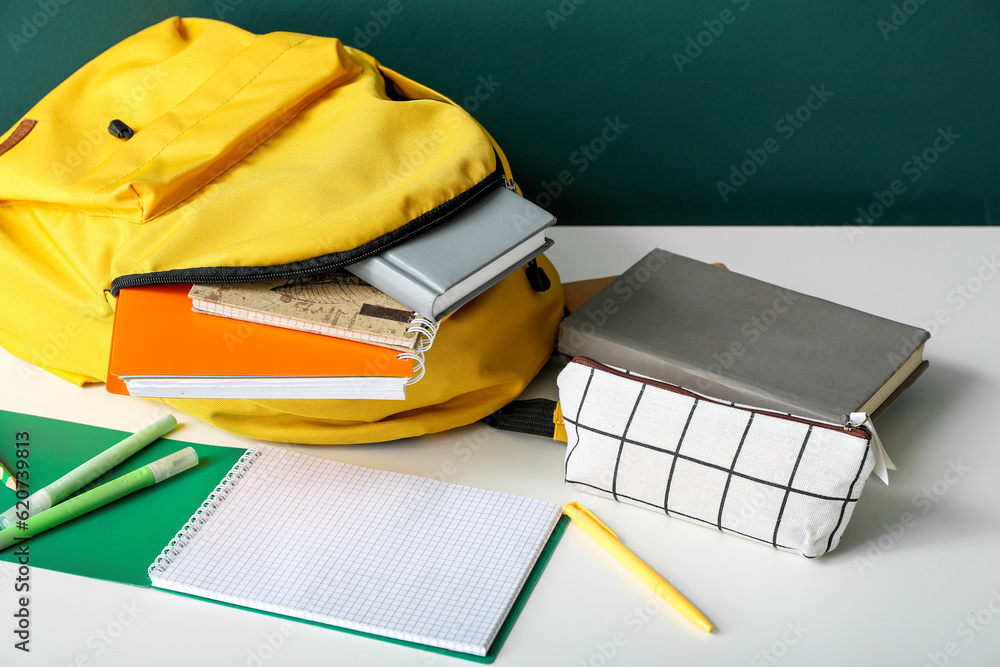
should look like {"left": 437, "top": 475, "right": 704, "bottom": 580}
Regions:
{"left": 559, "top": 356, "right": 875, "bottom": 558}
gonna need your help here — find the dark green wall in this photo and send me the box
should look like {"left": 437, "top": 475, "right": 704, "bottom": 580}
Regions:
{"left": 2, "top": 1, "right": 997, "bottom": 225}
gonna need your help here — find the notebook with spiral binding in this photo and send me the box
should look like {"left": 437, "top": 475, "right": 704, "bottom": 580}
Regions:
{"left": 108, "top": 283, "right": 422, "bottom": 399}
{"left": 147, "top": 445, "right": 563, "bottom": 659}
{"left": 188, "top": 269, "right": 435, "bottom": 354}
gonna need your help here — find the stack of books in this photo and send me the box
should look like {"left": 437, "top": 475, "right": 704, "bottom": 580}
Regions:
{"left": 107, "top": 187, "right": 555, "bottom": 400}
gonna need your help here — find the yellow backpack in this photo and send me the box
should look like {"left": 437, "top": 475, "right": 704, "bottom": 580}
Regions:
{"left": 0, "top": 17, "right": 563, "bottom": 444}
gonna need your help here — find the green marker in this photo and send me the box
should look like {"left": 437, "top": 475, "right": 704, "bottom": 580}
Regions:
{"left": 0, "top": 447, "right": 198, "bottom": 552}
{"left": 0, "top": 414, "right": 177, "bottom": 529}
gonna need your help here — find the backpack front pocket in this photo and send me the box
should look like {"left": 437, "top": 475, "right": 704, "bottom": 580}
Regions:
{"left": 0, "top": 25, "right": 359, "bottom": 223}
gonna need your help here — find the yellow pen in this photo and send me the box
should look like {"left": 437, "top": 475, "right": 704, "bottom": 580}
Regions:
{"left": 563, "top": 502, "right": 714, "bottom": 633}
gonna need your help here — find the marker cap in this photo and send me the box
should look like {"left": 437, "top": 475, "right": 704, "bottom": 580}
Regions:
{"left": 148, "top": 447, "right": 199, "bottom": 483}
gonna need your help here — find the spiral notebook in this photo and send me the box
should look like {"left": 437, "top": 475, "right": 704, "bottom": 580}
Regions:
{"left": 147, "top": 445, "right": 563, "bottom": 658}
{"left": 188, "top": 269, "right": 436, "bottom": 354}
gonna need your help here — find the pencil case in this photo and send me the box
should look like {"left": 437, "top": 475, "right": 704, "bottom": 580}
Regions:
{"left": 485, "top": 356, "right": 881, "bottom": 558}
{"left": 556, "top": 356, "right": 877, "bottom": 558}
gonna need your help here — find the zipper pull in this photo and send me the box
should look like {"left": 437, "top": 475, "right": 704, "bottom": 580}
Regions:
{"left": 525, "top": 258, "right": 551, "bottom": 292}
{"left": 849, "top": 412, "right": 895, "bottom": 485}
{"left": 504, "top": 177, "right": 517, "bottom": 192}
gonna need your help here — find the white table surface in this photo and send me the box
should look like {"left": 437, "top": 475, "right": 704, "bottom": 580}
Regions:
{"left": 2, "top": 226, "right": 999, "bottom": 667}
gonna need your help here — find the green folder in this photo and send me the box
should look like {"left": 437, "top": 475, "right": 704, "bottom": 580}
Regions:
{"left": 0, "top": 410, "right": 566, "bottom": 663}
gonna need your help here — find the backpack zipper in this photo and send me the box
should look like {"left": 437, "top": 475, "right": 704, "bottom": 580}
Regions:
{"left": 571, "top": 356, "right": 871, "bottom": 440}
{"left": 108, "top": 167, "right": 506, "bottom": 296}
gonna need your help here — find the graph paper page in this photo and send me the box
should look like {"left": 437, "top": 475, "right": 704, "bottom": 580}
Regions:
{"left": 148, "top": 445, "right": 562, "bottom": 656}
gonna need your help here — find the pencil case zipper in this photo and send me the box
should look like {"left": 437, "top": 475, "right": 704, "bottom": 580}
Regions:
{"left": 109, "top": 167, "right": 509, "bottom": 296}
{"left": 570, "top": 356, "right": 872, "bottom": 441}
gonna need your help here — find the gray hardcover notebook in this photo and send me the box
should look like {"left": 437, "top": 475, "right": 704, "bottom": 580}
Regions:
{"left": 558, "top": 249, "right": 930, "bottom": 425}
{"left": 345, "top": 187, "right": 555, "bottom": 321}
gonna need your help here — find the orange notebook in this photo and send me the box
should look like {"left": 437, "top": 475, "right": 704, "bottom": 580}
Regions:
{"left": 107, "top": 283, "right": 412, "bottom": 400}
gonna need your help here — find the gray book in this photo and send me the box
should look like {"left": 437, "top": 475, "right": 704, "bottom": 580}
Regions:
{"left": 345, "top": 187, "right": 555, "bottom": 322}
{"left": 558, "top": 249, "right": 930, "bottom": 425}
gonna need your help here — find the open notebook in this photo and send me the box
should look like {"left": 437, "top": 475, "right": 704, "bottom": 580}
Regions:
{"left": 147, "top": 445, "right": 562, "bottom": 657}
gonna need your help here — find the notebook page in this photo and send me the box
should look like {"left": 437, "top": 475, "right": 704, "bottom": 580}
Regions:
{"left": 148, "top": 445, "right": 561, "bottom": 656}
